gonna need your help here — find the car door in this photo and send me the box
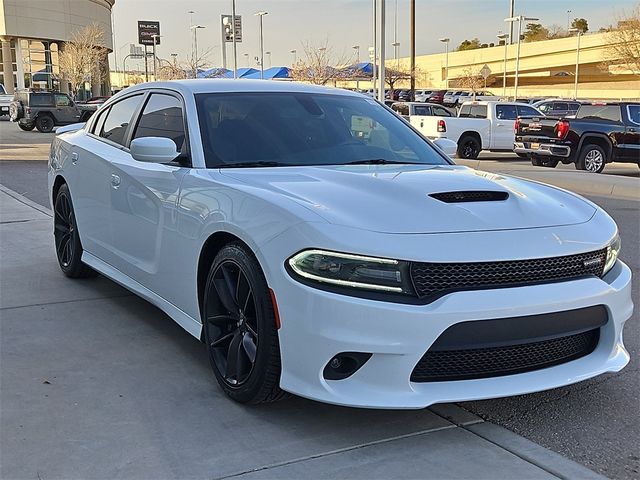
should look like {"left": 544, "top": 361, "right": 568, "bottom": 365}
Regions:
{"left": 622, "top": 104, "right": 640, "bottom": 161}
{"left": 493, "top": 104, "right": 518, "bottom": 149}
{"left": 54, "top": 93, "right": 81, "bottom": 124}
{"left": 107, "top": 91, "right": 190, "bottom": 300}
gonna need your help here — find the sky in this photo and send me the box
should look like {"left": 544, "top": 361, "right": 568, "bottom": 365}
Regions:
{"left": 109, "top": 0, "right": 638, "bottom": 71}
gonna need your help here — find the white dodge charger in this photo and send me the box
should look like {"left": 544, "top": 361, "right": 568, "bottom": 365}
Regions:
{"left": 48, "top": 80, "right": 632, "bottom": 408}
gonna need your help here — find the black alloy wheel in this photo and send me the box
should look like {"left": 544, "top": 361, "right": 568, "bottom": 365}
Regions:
{"left": 53, "top": 184, "right": 96, "bottom": 278}
{"left": 36, "top": 115, "right": 55, "bottom": 133}
{"left": 457, "top": 135, "right": 481, "bottom": 159}
{"left": 203, "top": 243, "right": 287, "bottom": 404}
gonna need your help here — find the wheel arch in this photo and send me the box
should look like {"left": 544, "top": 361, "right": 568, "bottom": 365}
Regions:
{"left": 51, "top": 174, "right": 67, "bottom": 207}
{"left": 577, "top": 134, "right": 613, "bottom": 162}
{"left": 35, "top": 110, "right": 57, "bottom": 123}
{"left": 458, "top": 130, "right": 482, "bottom": 148}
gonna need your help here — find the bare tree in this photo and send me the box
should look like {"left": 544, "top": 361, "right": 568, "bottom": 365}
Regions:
{"left": 289, "top": 40, "right": 349, "bottom": 85}
{"left": 58, "top": 23, "right": 107, "bottom": 97}
{"left": 452, "top": 67, "right": 496, "bottom": 93}
{"left": 384, "top": 65, "right": 413, "bottom": 91}
{"left": 157, "top": 61, "right": 187, "bottom": 81}
{"left": 604, "top": 5, "right": 640, "bottom": 75}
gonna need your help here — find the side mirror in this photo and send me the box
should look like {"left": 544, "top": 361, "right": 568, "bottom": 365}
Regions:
{"left": 432, "top": 138, "right": 457, "bottom": 159}
{"left": 130, "top": 137, "right": 179, "bottom": 163}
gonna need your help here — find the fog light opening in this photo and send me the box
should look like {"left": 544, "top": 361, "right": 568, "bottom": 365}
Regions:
{"left": 323, "top": 352, "right": 372, "bottom": 380}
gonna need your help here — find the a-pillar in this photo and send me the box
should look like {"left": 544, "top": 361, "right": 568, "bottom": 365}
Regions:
{"left": 1, "top": 36, "right": 15, "bottom": 94}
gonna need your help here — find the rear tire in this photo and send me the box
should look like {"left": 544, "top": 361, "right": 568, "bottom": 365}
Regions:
{"left": 457, "top": 135, "right": 481, "bottom": 159}
{"left": 35, "top": 114, "right": 55, "bottom": 133}
{"left": 203, "top": 243, "right": 287, "bottom": 404}
{"left": 540, "top": 158, "right": 559, "bottom": 168}
{"left": 516, "top": 152, "right": 528, "bottom": 158}
{"left": 18, "top": 123, "right": 35, "bottom": 131}
{"left": 576, "top": 144, "right": 606, "bottom": 173}
{"left": 53, "top": 184, "right": 97, "bottom": 278}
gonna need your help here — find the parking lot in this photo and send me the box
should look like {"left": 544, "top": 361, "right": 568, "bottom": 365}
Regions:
{"left": 1, "top": 118, "right": 638, "bottom": 479}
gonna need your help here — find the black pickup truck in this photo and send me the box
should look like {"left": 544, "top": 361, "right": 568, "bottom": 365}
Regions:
{"left": 514, "top": 102, "right": 640, "bottom": 173}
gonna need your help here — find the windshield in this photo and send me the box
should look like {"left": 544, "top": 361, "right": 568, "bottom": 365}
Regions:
{"left": 195, "top": 92, "right": 450, "bottom": 168}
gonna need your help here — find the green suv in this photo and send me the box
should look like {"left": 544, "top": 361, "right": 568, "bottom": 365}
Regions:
{"left": 10, "top": 91, "right": 97, "bottom": 133}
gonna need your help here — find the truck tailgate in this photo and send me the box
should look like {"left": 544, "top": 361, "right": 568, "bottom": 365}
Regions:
{"left": 517, "top": 116, "right": 559, "bottom": 139}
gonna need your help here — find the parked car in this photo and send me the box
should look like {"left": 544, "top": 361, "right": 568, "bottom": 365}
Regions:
{"left": 443, "top": 91, "right": 472, "bottom": 107}
{"left": 514, "top": 102, "right": 640, "bottom": 172}
{"left": 425, "top": 89, "right": 447, "bottom": 104}
{"left": 48, "top": 80, "right": 630, "bottom": 408}
{"left": 397, "top": 89, "right": 413, "bottom": 101}
{"left": 390, "top": 101, "right": 454, "bottom": 121}
{"left": 532, "top": 99, "right": 585, "bottom": 118}
{"left": 10, "top": 90, "right": 98, "bottom": 132}
{"left": 418, "top": 101, "right": 543, "bottom": 158}
{"left": 414, "top": 90, "right": 434, "bottom": 102}
{"left": 0, "top": 83, "right": 12, "bottom": 116}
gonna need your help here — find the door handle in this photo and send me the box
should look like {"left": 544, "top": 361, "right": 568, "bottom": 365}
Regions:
{"left": 110, "top": 174, "right": 121, "bottom": 189}
{"left": 71, "top": 152, "right": 79, "bottom": 165}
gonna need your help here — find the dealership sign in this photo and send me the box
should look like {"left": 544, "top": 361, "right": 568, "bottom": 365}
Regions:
{"left": 138, "top": 21, "right": 160, "bottom": 45}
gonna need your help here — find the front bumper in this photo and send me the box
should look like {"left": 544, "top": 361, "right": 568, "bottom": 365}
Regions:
{"left": 514, "top": 141, "right": 571, "bottom": 158}
{"left": 273, "top": 261, "right": 631, "bottom": 409}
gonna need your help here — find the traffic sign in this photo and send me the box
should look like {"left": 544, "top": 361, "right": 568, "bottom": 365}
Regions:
{"left": 480, "top": 64, "right": 492, "bottom": 79}
{"left": 222, "top": 15, "right": 242, "bottom": 42}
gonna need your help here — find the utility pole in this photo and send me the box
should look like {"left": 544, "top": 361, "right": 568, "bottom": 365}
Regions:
{"left": 410, "top": 0, "right": 415, "bottom": 95}
{"left": 144, "top": 45, "right": 149, "bottom": 82}
{"left": 509, "top": 0, "right": 515, "bottom": 44}
{"left": 377, "top": 0, "right": 385, "bottom": 103}
{"left": 372, "top": 0, "right": 377, "bottom": 94}
{"left": 232, "top": 0, "right": 238, "bottom": 78}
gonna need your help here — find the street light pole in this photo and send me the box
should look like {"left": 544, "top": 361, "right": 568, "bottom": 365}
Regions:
{"left": 290, "top": 49, "right": 296, "bottom": 64}
{"left": 505, "top": 15, "right": 538, "bottom": 100}
{"left": 255, "top": 11, "right": 268, "bottom": 79}
{"left": 439, "top": 38, "right": 449, "bottom": 89}
{"left": 151, "top": 34, "right": 161, "bottom": 80}
{"left": 567, "top": 10, "right": 572, "bottom": 31}
{"left": 372, "top": 0, "right": 377, "bottom": 94}
{"left": 191, "top": 25, "right": 205, "bottom": 78}
{"left": 377, "top": 0, "right": 385, "bottom": 103}
{"left": 231, "top": 0, "right": 238, "bottom": 78}
{"left": 497, "top": 33, "right": 508, "bottom": 97}
{"left": 265, "top": 51, "right": 271, "bottom": 68}
{"left": 569, "top": 28, "right": 582, "bottom": 99}
{"left": 410, "top": 0, "right": 415, "bottom": 95}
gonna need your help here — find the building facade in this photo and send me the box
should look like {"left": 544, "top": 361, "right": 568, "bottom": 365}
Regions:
{"left": 0, "top": 0, "right": 114, "bottom": 96}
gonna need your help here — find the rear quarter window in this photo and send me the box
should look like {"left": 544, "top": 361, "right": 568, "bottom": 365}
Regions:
{"left": 29, "top": 95, "right": 53, "bottom": 107}
{"left": 576, "top": 105, "right": 622, "bottom": 122}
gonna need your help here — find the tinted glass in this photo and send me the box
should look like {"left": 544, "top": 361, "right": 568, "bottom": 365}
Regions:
{"left": 537, "top": 103, "right": 551, "bottom": 113}
{"left": 30, "top": 94, "right": 53, "bottom": 107}
{"left": 92, "top": 107, "right": 108, "bottom": 135}
{"left": 459, "top": 105, "right": 471, "bottom": 117}
{"left": 432, "top": 106, "right": 451, "bottom": 117}
{"left": 627, "top": 105, "right": 640, "bottom": 125}
{"left": 413, "top": 105, "right": 431, "bottom": 116}
{"left": 576, "top": 105, "right": 621, "bottom": 122}
{"left": 517, "top": 105, "right": 541, "bottom": 117}
{"left": 55, "top": 94, "right": 70, "bottom": 107}
{"left": 195, "top": 92, "right": 449, "bottom": 168}
{"left": 100, "top": 95, "right": 143, "bottom": 145}
{"left": 469, "top": 105, "right": 487, "bottom": 118}
{"left": 568, "top": 103, "right": 581, "bottom": 111}
{"left": 496, "top": 104, "right": 518, "bottom": 120}
{"left": 133, "top": 94, "right": 186, "bottom": 151}
{"left": 553, "top": 102, "right": 569, "bottom": 111}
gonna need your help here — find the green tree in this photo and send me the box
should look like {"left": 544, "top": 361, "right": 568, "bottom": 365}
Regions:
{"left": 456, "top": 38, "right": 481, "bottom": 51}
{"left": 571, "top": 18, "right": 589, "bottom": 33}
{"left": 523, "top": 23, "right": 550, "bottom": 42}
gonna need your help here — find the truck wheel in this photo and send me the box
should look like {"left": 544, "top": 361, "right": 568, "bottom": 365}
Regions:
{"left": 531, "top": 156, "right": 542, "bottom": 166}
{"left": 577, "top": 144, "right": 606, "bottom": 173}
{"left": 457, "top": 136, "right": 481, "bottom": 159}
{"left": 540, "top": 158, "right": 559, "bottom": 168}
{"left": 18, "top": 123, "right": 35, "bottom": 131}
{"left": 35, "top": 115, "right": 55, "bottom": 133}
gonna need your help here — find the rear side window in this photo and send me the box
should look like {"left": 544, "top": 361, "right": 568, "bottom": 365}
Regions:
{"left": 568, "top": 103, "right": 581, "bottom": 111}
{"left": 391, "top": 103, "right": 410, "bottom": 116}
{"left": 100, "top": 94, "right": 144, "bottom": 146}
{"left": 627, "top": 105, "right": 640, "bottom": 125}
{"left": 517, "top": 105, "right": 541, "bottom": 117}
{"left": 553, "top": 102, "right": 569, "bottom": 112}
{"left": 133, "top": 94, "right": 186, "bottom": 151}
{"left": 460, "top": 105, "right": 487, "bottom": 118}
{"left": 576, "top": 105, "right": 622, "bottom": 122}
{"left": 432, "top": 106, "right": 451, "bottom": 117}
{"left": 413, "top": 105, "right": 431, "bottom": 116}
{"left": 496, "top": 104, "right": 518, "bottom": 120}
{"left": 29, "top": 94, "right": 53, "bottom": 107}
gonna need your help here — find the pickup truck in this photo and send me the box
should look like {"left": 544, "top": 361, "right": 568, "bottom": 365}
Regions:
{"left": 0, "top": 83, "right": 12, "bottom": 117}
{"left": 416, "top": 101, "right": 543, "bottom": 159}
{"left": 514, "top": 102, "right": 640, "bottom": 173}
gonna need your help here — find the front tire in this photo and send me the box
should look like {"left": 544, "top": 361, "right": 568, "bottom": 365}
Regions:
{"left": 576, "top": 144, "right": 606, "bottom": 173}
{"left": 35, "top": 115, "right": 55, "bottom": 133}
{"left": 457, "top": 135, "right": 481, "bottom": 159}
{"left": 53, "top": 184, "right": 96, "bottom": 278}
{"left": 203, "top": 243, "right": 287, "bottom": 404}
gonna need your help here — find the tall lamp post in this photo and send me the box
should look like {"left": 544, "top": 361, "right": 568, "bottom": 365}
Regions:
{"left": 190, "top": 25, "right": 206, "bottom": 78}
{"left": 497, "top": 33, "right": 508, "bottom": 97}
{"left": 377, "top": 0, "right": 386, "bottom": 103}
{"left": 352, "top": 45, "right": 360, "bottom": 63}
{"left": 569, "top": 28, "right": 582, "bottom": 99}
{"left": 265, "top": 51, "right": 271, "bottom": 69}
{"left": 151, "top": 34, "right": 162, "bottom": 80}
{"left": 255, "top": 11, "right": 268, "bottom": 79}
{"left": 566, "top": 10, "right": 572, "bottom": 31}
{"left": 439, "top": 38, "right": 450, "bottom": 89}
{"left": 505, "top": 15, "right": 538, "bottom": 100}
{"left": 290, "top": 49, "right": 296, "bottom": 64}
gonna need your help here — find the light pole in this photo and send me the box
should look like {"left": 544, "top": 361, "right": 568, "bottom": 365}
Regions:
{"left": 265, "top": 51, "right": 271, "bottom": 68}
{"left": 508, "top": 0, "right": 515, "bottom": 43}
{"left": 255, "top": 11, "right": 268, "bottom": 79}
{"left": 505, "top": 15, "right": 538, "bottom": 100}
{"left": 393, "top": 0, "right": 398, "bottom": 63}
{"left": 190, "top": 25, "right": 206, "bottom": 78}
{"left": 377, "top": 0, "right": 385, "bottom": 103}
{"left": 187, "top": 10, "right": 195, "bottom": 64}
{"left": 244, "top": 52, "right": 249, "bottom": 67}
{"left": 439, "top": 38, "right": 450, "bottom": 89}
{"left": 151, "top": 34, "right": 161, "bottom": 80}
{"left": 352, "top": 45, "right": 360, "bottom": 63}
{"left": 497, "top": 33, "right": 508, "bottom": 97}
{"left": 569, "top": 28, "right": 582, "bottom": 99}
{"left": 231, "top": 0, "right": 238, "bottom": 78}
{"left": 567, "top": 10, "right": 572, "bottom": 32}
{"left": 290, "top": 49, "right": 296, "bottom": 64}
{"left": 171, "top": 53, "right": 178, "bottom": 67}
{"left": 372, "top": 0, "right": 377, "bottom": 94}
{"left": 392, "top": 41, "right": 400, "bottom": 69}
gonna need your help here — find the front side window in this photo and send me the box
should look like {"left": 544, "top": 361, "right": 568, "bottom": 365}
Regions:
{"left": 627, "top": 105, "right": 640, "bottom": 125}
{"left": 100, "top": 94, "right": 144, "bottom": 146}
{"left": 537, "top": 103, "right": 551, "bottom": 114}
{"left": 133, "top": 94, "right": 186, "bottom": 151}
{"left": 432, "top": 106, "right": 451, "bottom": 117}
{"left": 55, "top": 94, "right": 70, "bottom": 107}
{"left": 195, "top": 92, "right": 450, "bottom": 168}
{"left": 496, "top": 104, "right": 518, "bottom": 120}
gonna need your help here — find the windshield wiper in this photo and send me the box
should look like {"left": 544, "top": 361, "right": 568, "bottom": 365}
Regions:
{"left": 218, "top": 161, "right": 290, "bottom": 168}
{"left": 342, "top": 159, "right": 422, "bottom": 165}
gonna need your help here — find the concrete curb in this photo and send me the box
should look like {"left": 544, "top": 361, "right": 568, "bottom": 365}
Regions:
{"left": 0, "top": 183, "right": 52, "bottom": 216}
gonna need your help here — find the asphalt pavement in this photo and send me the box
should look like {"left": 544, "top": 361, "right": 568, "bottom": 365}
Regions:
{"left": 1, "top": 119, "right": 638, "bottom": 479}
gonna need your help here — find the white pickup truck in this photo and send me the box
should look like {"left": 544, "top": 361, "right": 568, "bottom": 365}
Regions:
{"left": 0, "top": 83, "right": 12, "bottom": 117}
{"left": 416, "top": 101, "right": 543, "bottom": 159}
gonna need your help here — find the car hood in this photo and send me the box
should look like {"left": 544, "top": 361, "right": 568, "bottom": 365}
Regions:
{"left": 221, "top": 165, "right": 596, "bottom": 234}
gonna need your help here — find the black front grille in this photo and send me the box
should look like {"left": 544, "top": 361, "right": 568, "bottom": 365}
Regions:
{"left": 410, "top": 249, "right": 607, "bottom": 300}
{"left": 411, "top": 328, "right": 600, "bottom": 382}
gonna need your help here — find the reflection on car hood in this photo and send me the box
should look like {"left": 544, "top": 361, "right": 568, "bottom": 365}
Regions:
{"left": 221, "top": 165, "right": 596, "bottom": 234}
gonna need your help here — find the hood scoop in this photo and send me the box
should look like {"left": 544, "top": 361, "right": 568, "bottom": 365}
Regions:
{"left": 429, "top": 190, "right": 509, "bottom": 203}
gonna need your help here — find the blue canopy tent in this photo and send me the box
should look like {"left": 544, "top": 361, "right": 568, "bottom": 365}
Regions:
{"left": 235, "top": 67, "right": 259, "bottom": 78}
{"left": 340, "top": 62, "right": 373, "bottom": 78}
{"left": 243, "top": 66, "right": 291, "bottom": 80}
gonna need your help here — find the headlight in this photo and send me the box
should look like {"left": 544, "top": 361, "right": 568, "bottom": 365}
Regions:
{"left": 287, "top": 249, "right": 414, "bottom": 294}
{"left": 603, "top": 234, "right": 621, "bottom": 275}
